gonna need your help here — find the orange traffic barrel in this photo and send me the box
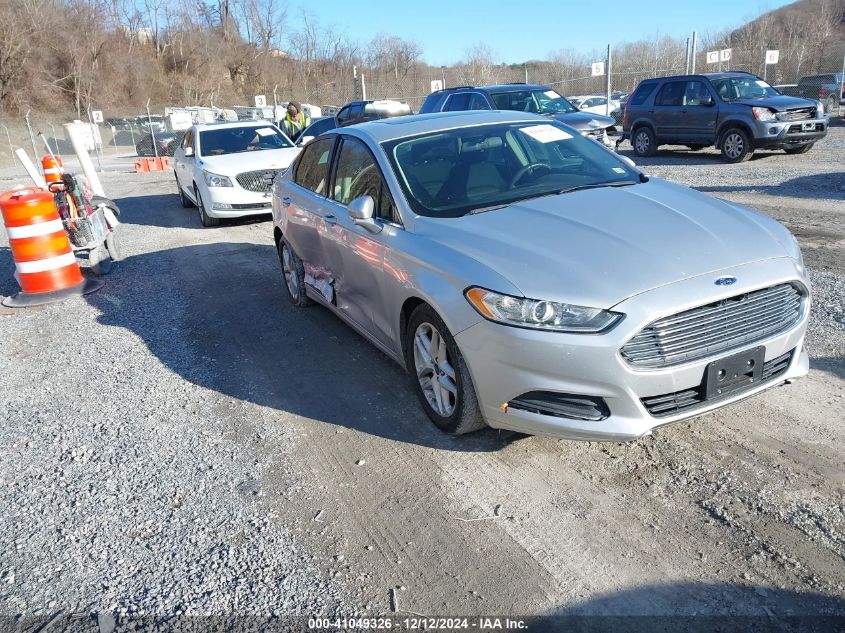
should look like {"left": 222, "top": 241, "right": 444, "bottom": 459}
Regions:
{"left": 0, "top": 188, "right": 102, "bottom": 307}
{"left": 41, "top": 155, "right": 63, "bottom": 186}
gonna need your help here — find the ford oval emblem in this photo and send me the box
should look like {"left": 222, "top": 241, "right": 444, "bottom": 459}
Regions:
{"left": 714, "top": 276, "right": 737, "bottom": 286}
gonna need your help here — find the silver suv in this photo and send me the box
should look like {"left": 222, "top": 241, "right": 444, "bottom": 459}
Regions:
{"left": 623, "top": 72, "right": 829, "bottom": 162}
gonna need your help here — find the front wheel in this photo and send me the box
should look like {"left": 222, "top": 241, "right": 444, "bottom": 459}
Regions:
{"left": 631, "top": 127, "right": 657, "bottom": 157}
{"left": 720, "top": 128, "right": 753, "bottom": 163}
{"left": 405, "top": 304, "right": 485, "bottom": 435}
{"left": 784, "top": 143, "right": 814, "bottom": 155}
{"left": 278, "top": 239, "right": 312, "bottom": 308}
{"left": 195, "top": 186, "right": 220, "bottom": 227}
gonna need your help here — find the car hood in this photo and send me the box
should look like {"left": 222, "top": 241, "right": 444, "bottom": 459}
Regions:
{"left": 733, "top": 95, "right": 818, "bottom": 111}
{"left": 415, "top": 179, "right": 793, "bottom": 308}
{"left": 548, "top": 111, "right": 615, "bottom": 130}
{"left": 197, "top": 147, "right": 300, "bottom": 175}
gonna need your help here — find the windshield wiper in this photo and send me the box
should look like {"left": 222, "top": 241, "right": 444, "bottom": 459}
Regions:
{"left": 468, "top": 203, "right": 510, "bottom": 215}
{"left": 556, "top": 180, "right": 640, "bottom": 195}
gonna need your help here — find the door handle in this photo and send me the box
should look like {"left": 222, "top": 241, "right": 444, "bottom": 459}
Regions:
{"left": 680, "top": 108, "right": 688, "bottom": 114}
{"left": 323, "top": 214, "right": 337, "bottom": 225}
{"left": 648, "top": 109, "right": 655, "bottom": 113}
{"left": 281, "top": 196, "right": 291, "bottom": 207}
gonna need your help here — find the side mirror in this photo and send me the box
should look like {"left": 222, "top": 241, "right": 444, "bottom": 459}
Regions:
{"left": 701, "top": 96, "right": 715, "bottom": 106}
{"left": 580, "top": 103, "right": 588, "bottom": 110}
{"left": 348, "top": 195, "right": 382, "bottom": 234}
{"left": 298, "top": 135, "right": 314, "bottom": 146}
{"left": 184, "top": 147, "right": 194, "bottom": 157}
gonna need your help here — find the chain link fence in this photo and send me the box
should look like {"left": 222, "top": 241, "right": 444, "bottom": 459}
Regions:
{"left": 1, "top": 39, "right": 842, "bottom": 182}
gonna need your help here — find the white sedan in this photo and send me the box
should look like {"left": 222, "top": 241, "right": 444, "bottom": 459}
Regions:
{"left": 570, "top": 95, "right": 620, "bottom": 116}
{"left": 173, "top": 121, "right": 301, "bottom": 227}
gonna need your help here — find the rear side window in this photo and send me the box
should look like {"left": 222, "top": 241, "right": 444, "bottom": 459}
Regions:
{"left": 444, "top": 93, "right": 470, "bottom": 111}
{"left": 294, "top": 137, "right": 333, "bottom": 195}
{"left": 655, "top": 81, "right": 686, "bottom": 106}
{"left": 629, "top": 83, "right": 657, "bottom": 106}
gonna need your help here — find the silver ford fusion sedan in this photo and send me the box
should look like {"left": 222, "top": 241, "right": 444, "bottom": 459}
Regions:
{"left": 271, "top": 110, "right": 810, "bottom": 441}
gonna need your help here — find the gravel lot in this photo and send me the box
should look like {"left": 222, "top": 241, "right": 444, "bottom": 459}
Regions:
{"left": 0, "top": 126, "right": 843, "bottom": 630}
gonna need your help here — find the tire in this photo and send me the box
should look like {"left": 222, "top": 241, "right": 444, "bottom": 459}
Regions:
{"left": 784, "top": 143, "right": 814, "bottom": 155}
{"left": 686, "top": 144, "right": 706, "bottom": 151}
{"left": 88, "top": 243, "right": 113, "bottom": 275}
{"left": 404, "top": 304, "right": 485, "bottom": 435}
{"left": 631, "top": 126, "right": 657, "bottom": 157}
{"left": 105, "top": 230, "right": 124, "bottom": 262}
{"left": 176, "top": 176, "right": 193, "bottom": 208}
{"left": 278, "top": 238, "right": 312, "bottom": 308}
{"left": 719, "top": 128, "right": 753, "bottom": 163}
{"left": 195, "top": 185, "right": 219, "bottom": 227}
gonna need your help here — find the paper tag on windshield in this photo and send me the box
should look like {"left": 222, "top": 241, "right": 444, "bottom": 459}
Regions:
{"left": 544, "top": 90, "right": 559, "bottom": 99}
{"left": 255, "top": 127, "right": 276, "bottom": 136}
{"left": 520, "top": 124, "right": 572, "bottom": 143}
{"left": 612, "top": 167, "right": 626, "bottom": 174}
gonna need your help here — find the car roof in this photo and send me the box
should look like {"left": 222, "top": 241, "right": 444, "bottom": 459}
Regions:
{"left": 432, "top": 83, "right": 554, "bottom": 95}
{"left": 194, "top": 120, "right": 276, "bottom": 131}
{"left": 643, "top": 71, "right": 756, "bottom": 82}
{"left": 342, "top": 111, "right": 546, "bottom": 143}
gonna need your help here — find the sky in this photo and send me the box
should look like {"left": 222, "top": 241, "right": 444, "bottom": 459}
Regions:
{"left": 300, "top": 0, "right": 796, "bottom": 66}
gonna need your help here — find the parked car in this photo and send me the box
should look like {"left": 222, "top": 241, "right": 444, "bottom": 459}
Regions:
{"left": 569, "top": 95, "right": 621, "bottom": 116}
{"left": 623, "top": 71, "right": 829, "bottom": 162}
{"left": 335, "top": 100, "right": 412, "bottom": 127}
{"left": 295, "top": 116, "right": 337, "bottom": 146}
{"left": 271, "top": 110, "right": 809, "bottom": 440}
{"left": 135, "top": 130, "right": 185, "bottom": 157}
{"left": 135, "top": 115, "right": 166, "bottom": 134}
{"left": 419, "top": 84, "right": 617, "bottom": 150}
{"left": 173, "top": 121, "right": 300, "bottom": 227}
{"left": 794, "top": 73, "right": 843, "bottom": 113}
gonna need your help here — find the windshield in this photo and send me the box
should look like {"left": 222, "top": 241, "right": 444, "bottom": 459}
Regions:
{"left": 384, "top": 121, "right": 640, "bottom": 218}
{"left": 710, "top": 77, "right": 780, "bottom": 101}
{"left": 199, "top": 125, "right": 293, "bottom": 156}
{"left": 490, "top": 89, "right": 578, "bottom": 115}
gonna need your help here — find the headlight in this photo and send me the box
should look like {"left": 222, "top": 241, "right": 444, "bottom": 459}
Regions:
{"left": 752, "top": 107, "right": 776, "bottom": 121}
{"left": 816, "top": 100, "right": 825, "bottom": 116}
{"left": 465, "top": 287, "right": 622, "bottom": 333}
{"left": 204, "top": 171, "right": 233, "bottom": 187}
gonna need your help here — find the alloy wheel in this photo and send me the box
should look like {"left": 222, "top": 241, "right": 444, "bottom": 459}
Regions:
{"left": 724, "top": 133, "right": 744, "bottom": 159}
{"left": 413, "top": 322, "right": 457, "bottom": 417}
{"left": 281, "top": 244, "right": 299, "bottom": 301}
{"left": 635, "top": 131, "right": 650, "bottom": 154}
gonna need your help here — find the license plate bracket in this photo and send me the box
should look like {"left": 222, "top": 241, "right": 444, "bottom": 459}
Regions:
{"left": 704, "top": 346, "right": 765, "bottom": 400}
{"left": 801, "top": 121, "right": 816, "bottom": 131}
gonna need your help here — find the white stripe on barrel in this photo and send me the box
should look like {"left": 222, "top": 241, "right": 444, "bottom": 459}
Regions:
{"left": 5, "top": 219, "right": 65, "bottom": 239}
{"left": 15, "top": 251, "right": 77, "bottom": 274}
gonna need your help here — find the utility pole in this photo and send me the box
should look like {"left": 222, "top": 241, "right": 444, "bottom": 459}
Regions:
{"left": 606, "top": 44, "right": 612, "bottom": 117}
{"left": 524, "top": 63, "right": 528, "bottom": 84}
{"left": 684, "top": 38, "right": 691, "bottom": 74}
{"left": 839, "top": 49, "right": 845, "bottom": 116}
{"left": 441, "top": 66, "right": 446, "bottom": 89}
{"left": 690, "top": 32, "right": 697, "bottom": 74}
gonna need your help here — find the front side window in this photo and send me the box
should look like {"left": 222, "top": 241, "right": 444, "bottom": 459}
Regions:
{"left": 683, "top": 81, "right": 712, "bottom": 106}
{"left": 468, "top": 93, "right": 491, "bottom": 110}
{"left": 198, "top": 125, "right": 292, "bottom": 156}
{"left": 294, "top": 137, "right": 333, "bottom": 195}
{"left": 333, "top": 137, "right": 382, "bottom": 204}
{"left": 384, "top": 121, "right": 640, "bottom": 218}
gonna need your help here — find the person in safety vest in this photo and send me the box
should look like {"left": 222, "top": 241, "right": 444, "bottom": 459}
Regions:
{"left": 281, "top": 101, "right": 310, "bottom": 141}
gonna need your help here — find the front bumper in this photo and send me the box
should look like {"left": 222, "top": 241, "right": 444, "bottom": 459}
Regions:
{"left": 455, "top": 258, "right": 810, "bottom": 441}
{"left": 203, "top": 185, "right": 274, "bottom": 218}
{"left": 751, "top": 117, "right": 828, "bottom": 148}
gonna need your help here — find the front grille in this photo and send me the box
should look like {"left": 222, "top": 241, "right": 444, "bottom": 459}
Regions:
{"left": 621, "top": 284, "right": 804, "bottom": 369}
{"left": 236, "top": 169, "right": 280, "bottom": 192}
{"left": 641, "top": 350, "right": 793, "bottom": 417}
{"left": 780, "top": 108, "right": 815, "bottom": 121}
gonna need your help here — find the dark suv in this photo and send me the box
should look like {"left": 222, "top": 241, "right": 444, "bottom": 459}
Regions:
{"left": 419, "top": 84, "right": 617, "bottom": 150}
{"left": 623, "top": 72, "right": 828, "bottom": 162}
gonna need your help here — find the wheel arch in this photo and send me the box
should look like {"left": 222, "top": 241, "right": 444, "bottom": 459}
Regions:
{"left": 716, "top": 120, "right": 753, "bottom": 147}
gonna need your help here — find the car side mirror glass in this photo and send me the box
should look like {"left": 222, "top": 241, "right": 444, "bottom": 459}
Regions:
{"left": 702, "top": 96, "right": 714, "bottom": 106}
{"left": 184, "top": 147, "right": 194, "bottom": 157}
{"left": 348, "top": 195, "right": 382, "bottom": 234}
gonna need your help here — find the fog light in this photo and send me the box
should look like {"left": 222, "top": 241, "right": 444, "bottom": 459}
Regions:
{"left": 769, "top": 127, "right": 778, "bottom": 134}
{"left": 212, "top": 202, "right": 233, "bottom": 210}
{"left": 507, "top": 391, "right": 609, "bottom": 421}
